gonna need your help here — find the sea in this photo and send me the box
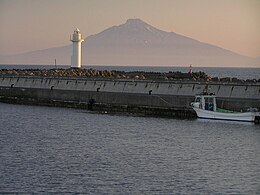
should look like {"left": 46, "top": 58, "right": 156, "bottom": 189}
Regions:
{"left": 0, "top": 64, "right": 260, "bottom": 80}
{"left": 0, "top": 103, "right": 259, "bottom": 194}
{"left": 0, "top": 65, "right": 260, "bottom": 194}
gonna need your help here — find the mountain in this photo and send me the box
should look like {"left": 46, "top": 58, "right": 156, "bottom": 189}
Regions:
{"left": 0, "top": 19, "right": 258, "bottom": 67}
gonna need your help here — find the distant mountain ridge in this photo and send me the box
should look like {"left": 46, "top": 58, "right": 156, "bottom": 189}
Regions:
{"left": 0, "top": 19, "right": 259, "bottom": 67}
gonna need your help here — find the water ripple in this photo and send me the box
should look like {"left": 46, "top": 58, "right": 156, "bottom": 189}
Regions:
{"left": 0, "top": 103, "right": 259, "bottom": 194}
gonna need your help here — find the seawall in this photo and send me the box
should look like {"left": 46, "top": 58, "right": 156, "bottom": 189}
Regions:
{"left": 0, "top": 76, "right": 259, "bottom": 118}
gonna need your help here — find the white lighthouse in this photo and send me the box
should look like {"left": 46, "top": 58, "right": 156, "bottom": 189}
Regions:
{"left": 70, "top": 28, "right": 84, "bottom": 68}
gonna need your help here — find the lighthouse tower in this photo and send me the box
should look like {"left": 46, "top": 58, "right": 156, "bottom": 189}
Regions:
{"left": 70, "top": 28, "right": 84, "bottom": 68}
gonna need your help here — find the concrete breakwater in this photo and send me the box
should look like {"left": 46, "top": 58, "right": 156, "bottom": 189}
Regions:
{"left": 0, "top": 75, "right": 259, "bottom": 118}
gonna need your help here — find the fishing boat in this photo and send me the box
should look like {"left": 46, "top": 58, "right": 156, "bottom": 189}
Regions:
{"left": 191, "top": 92, "right": 260, "bottom": 122}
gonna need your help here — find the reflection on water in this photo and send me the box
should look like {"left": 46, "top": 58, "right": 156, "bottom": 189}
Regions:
{"left": 197, "top": 118, "right": 256, "bottom": 126}
{"left": 0, "top": 103, "right": 259, "bottom": 194}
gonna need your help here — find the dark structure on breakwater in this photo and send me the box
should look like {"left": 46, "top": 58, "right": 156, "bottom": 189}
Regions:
{"left": 0, "top": 75, "right": 259, "bottom": 118}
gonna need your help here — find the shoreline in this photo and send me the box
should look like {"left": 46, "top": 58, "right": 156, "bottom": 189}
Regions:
{"left": 1, "top": 68, "right": 259, "bottom": 84}
{"left": 1, "top": 69, "right": 259, "bottom": 121}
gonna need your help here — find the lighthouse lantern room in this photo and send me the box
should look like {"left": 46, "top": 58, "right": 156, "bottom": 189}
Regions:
{"left": 70, "top": 28, "right": 84, "bottom": 68}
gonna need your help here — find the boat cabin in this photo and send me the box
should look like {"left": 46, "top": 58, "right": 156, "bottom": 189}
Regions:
{"left": 191, "top": 93, "right": 217, "bottom": 111}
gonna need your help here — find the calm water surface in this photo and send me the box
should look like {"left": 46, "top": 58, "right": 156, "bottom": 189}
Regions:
{"left": 0, "top": 103, "right": 259, "bottom": 194}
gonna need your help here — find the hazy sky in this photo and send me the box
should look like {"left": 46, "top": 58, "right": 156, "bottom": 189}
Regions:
{"left": 0, "top": 0, "right": 259, "bottom": 58}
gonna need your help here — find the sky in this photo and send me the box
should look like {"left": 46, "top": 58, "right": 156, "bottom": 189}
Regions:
{"left": 0, "top": 0, "right": 259, "bottom": 58}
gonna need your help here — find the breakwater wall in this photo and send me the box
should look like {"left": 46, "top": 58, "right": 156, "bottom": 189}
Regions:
{"left": 0, "top": 76, "right": 259, "bottom": 117}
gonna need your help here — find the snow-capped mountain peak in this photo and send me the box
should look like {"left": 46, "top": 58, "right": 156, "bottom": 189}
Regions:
{"left": 0, "top": 18, "right": 256, "bottom": 66}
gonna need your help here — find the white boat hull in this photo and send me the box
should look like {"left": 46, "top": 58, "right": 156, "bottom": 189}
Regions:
{"left": 193, "top": 107, "right": 258, "bottom": 122}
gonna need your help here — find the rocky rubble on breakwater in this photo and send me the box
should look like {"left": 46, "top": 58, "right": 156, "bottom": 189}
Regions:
{"left": 0, "top": 68, "right": 259, "bottom": 83}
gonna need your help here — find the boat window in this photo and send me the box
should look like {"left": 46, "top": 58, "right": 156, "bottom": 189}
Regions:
{"left": 205, "top": 97, "right": 214, "bottom": 111}
{"left": 195, "top": 97, "right": 201, "bottom": 102}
